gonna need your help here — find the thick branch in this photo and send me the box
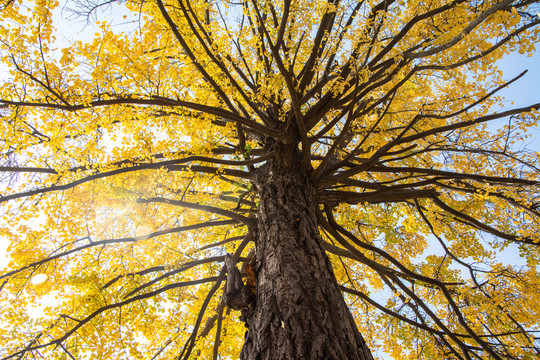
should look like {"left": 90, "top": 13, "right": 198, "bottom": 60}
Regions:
{"left": 137, "top": 197, "right": 255, "bottom": 226}
{"left": 1, "top": 277, "right": 220, "bottom": 360}
{"left": 0, "top": 96, "right": 280, "bottom": 138}
{"left": 431, "top": 197, "right": 538, "bottom": 245}
{"left": 1, "top": 220, "right": 237, "bottom": 281}
{"left": 318, "top": 188, "right": 438, "bottom": 205}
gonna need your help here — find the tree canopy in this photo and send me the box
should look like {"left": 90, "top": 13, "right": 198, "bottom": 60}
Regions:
{"left": 1, "top": 0, "right": 540, "bottom": 358}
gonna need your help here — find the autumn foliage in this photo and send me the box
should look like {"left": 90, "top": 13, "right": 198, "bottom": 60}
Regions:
{"left": 1, "top": 0, "right": 540, "bottom": 358}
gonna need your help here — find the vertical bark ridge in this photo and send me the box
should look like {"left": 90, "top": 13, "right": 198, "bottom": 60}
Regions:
{"left": 240, "top": 146, "right": 373, "bottom": 360}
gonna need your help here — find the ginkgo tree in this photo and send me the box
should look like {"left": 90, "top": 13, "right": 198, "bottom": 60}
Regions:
{"left": 1, "top": 0, "right": 540, "bottom": 358}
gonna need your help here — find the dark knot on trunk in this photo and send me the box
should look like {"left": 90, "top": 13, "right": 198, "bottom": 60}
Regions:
{"left": 224, "top": 254, "right": 256, "bottom": 323}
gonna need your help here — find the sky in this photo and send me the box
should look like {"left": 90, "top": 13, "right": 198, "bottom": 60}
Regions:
{"left": 497, "top": 51, "right": 540, "bottom": 108}
{"left": 496, "top": 51, "right": 540, "bottom": 151}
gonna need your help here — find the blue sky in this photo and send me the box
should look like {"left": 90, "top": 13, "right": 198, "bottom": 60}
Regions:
{"left": 497, "top": 51, "right": 540, "bottom": 109}
{"left": 496, "top": 50, "right": 540, "bottom": 151}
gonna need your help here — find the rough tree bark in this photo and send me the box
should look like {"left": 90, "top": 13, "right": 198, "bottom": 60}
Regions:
{"left": 236, "top": 140, "right": 374, "bottom": 360}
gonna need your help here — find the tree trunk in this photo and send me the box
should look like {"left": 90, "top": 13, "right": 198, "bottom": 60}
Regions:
{"left": 240, "top": 143, "right": 374, "bottom": 360}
